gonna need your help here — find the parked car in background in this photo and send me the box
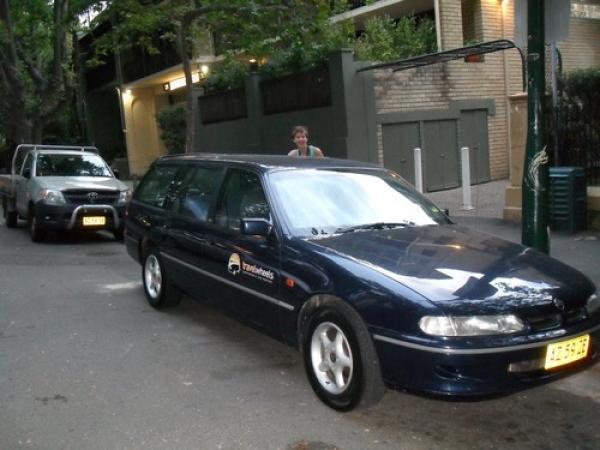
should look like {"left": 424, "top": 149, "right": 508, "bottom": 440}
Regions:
{"left": 125, "top": 154, "right": 599, "bottom": 411}
{"left": 0, "top": 144, "right": 131, "bottom": 242}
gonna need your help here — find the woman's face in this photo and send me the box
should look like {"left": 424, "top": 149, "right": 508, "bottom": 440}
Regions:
{"left": 293, "top": 132, "right": 308, "bottom": 148}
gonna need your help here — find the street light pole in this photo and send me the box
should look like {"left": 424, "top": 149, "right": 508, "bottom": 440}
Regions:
{"left": 522, "top": 0, "right": 549, "bottom": 254}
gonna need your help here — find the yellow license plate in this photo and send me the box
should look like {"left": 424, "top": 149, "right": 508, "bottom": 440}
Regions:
{"left": 544, "top": 335, "right": 590, "bottom": 370}
{"left": 82, "top": 216, "right": 106, "bottom": 226}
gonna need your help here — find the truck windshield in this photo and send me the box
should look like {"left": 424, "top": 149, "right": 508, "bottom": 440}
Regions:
{"left": 36, "top": 154, "right": 112, "bottom": 177}
{"left": 268, "top": 169, "right": 450, "bottom": 237}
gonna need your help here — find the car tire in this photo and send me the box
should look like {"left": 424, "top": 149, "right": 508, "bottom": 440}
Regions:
{"left": 3, "top": 198, "right": 17, "bottom": 228}
{"left": 142, "top": 248, "right": 181, "bottom": 308}
{"left": 28, "top": 206, "right": 45, "bottom": 242}
{"left": 302, "top": 301, "right": 385, "bottom": 411}
{"left": 113, "top": 227, "right": 124, "bottom": 241}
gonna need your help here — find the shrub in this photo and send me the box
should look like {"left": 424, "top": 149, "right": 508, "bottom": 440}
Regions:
{"left": 156, "top": 104, "right": 186, "bottom": 154}
{"left": 202, "top": 12, "right": 436, "bottom": 93}
{"left": 203, "top": 58, "right": 250, "bottom": 94}
{"left": 354, "top": 15, "right": 437, "bottom": 62}
{"left": 551, "top": 68, "right": 600, "bottom": 181}
{"left": 559, "top": 68, "right": 600, "bottom": 113}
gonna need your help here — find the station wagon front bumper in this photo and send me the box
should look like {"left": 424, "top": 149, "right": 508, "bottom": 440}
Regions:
{"left": 372, "top": 322, "right": 600, "bottom": 396}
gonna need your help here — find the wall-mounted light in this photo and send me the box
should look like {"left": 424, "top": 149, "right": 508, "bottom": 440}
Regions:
{"left": 163, "top": 72, "right": 201, "bottom": 92}
{"left": 200, "top": 65, "right": 209, "bottom": 76}
{"left": 124, "top": 88, "right": 132, "bottom": 95}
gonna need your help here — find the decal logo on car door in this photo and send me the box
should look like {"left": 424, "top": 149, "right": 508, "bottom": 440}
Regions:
{"left": 227, "top": 252, "right": 274, "bottom": 283}
{"left": 228, "top": 253, "right": 241, "bottom": 275}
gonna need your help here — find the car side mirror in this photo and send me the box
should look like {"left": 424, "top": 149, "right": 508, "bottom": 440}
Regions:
{"left": 443, "top": 208, "right": 450, "bottom": 217}
{"left": 22, "top": 168, "right": 31, "bottom": 179}
{"left": 112, "top": 168, "right": 120, "bottom": 179}
{"left": 241, "top": 218, "right": 272, "bottom": 237}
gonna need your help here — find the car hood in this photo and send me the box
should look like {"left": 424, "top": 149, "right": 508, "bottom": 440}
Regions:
{"left": 304, "top": 225, "right": 594, "bottom": 313}
{"left": 36, "top": 176, "right": 127, "bottom": 191}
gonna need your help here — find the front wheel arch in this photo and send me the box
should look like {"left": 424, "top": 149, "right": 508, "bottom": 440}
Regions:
{"left": 297, "top": 294, "right": 345, "bottom": 351}
{"left": 140, "top": 237, "right": 155, "bottom": 262}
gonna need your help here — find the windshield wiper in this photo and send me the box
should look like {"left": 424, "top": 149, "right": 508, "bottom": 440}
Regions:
{"left": 335, "top": 221, "right": 414, "bottom": 234}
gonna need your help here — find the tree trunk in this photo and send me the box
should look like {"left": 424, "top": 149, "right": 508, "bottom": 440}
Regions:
{"left": 0, "top": 0, "right": 30, "bottom": 158}
{"left": 176, "top": 5, "right": 247, "bottom": 154}
{"left": 177, "top": 22, "right": 196, "bottom": 154}
{"left": 1, "top": 0, "right": 72, "bottom": 151}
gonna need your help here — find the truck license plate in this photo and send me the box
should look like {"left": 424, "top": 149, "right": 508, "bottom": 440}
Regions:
{"left": 544, "top": 335, "right": 589, "bottom": 370}
{"left": 82, "top": 216, "right": 106, "bottom": 226}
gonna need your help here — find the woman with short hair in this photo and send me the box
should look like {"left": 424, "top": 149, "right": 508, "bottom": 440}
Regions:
{"left": 288, "top": 126, "right": 324, "bottom": 157}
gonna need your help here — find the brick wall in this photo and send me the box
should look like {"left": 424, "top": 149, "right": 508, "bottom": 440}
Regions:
{"left": 373, "top": 0, "right": 600, "bottom": 182}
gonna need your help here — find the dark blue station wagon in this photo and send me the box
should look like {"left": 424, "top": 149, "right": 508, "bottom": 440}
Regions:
{"left": 125, "top": 154, "right": 600, "bottom": 410}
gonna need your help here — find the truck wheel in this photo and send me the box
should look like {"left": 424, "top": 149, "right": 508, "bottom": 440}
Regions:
{"left": 142, "top": 248, "right": 181, "bottom": 308}
{"left": 302, "top": 301, "right": 385, "bottom": 411}
{"left": 28, "top": 207, "right": 46, "bottom": 242}
{"left": 3, "top": 198, "right": 17, "bottom": 228}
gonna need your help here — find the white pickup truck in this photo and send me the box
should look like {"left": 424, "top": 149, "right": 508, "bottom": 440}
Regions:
{"left": 0, "top": 144, "right": 132, "bottom": 242}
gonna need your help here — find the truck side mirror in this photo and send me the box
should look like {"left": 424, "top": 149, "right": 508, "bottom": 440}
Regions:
{"left": 22, "top": 168, "right": 31, "bottom": 179}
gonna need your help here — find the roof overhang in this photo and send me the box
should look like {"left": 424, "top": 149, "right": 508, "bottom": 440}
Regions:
{"left": 331, "top": 0, "right": 434, "bottom": 30}
{"left": 124, "top": 55, "right": 223, "bottom": 90}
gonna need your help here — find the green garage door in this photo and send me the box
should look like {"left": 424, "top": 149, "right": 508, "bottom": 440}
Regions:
{"left": 423, "top": 120, "right": 459, "bottom": 191}
{"left": 460, "top": 109, "right": 490, "bottom": 184}
{"left": 382, "top": 122, "right": 420, "bottom": 185}
{"left": 380, "top": 107, "right": 490, "bottom": 192}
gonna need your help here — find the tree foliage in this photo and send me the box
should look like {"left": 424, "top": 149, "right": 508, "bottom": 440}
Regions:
{"left": 204, "top": 10, "right": 437, "bottom": 93}
{"left": 203, "top": 1, "right": 353, "bottom": 91}
{"left": 0, "top": 0, "right": 99, "bottom": 162}
{"left": 354, "top": 14, "right": 437, "bottom": 62}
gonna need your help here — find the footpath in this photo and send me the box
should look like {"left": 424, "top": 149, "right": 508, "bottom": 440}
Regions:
{"left": 425, "top": 179, "right": 600, "bottom": 287}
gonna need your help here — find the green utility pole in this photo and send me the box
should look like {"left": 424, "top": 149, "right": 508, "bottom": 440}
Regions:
{"left": 522, "top": 0, "right": 549, "bottom": 253}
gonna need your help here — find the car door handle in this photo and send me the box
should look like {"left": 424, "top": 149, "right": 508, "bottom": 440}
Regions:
{"left": 136, "top": 215, "right": 151, "bottom": 228}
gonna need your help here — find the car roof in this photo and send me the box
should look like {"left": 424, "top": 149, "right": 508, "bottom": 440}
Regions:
{"left": 156, "top": 153, "right": 385, "bottom": 172}
{"left": 35, "top": 150, "right": 100, "bottom": 156}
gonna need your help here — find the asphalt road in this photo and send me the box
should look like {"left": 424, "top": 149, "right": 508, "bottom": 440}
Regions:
{"left": 1, "top": 220, "right": 599, "bottom": 450}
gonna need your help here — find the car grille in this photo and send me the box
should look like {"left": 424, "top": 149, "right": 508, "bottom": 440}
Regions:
{"left": 63, "top": 190, "right": 119, "bottom": 205}
{"left": 525, "top": 307, "right": 588, "bottom": 332}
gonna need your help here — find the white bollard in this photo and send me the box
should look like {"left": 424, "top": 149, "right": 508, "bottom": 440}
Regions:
{"left": 414, "top": 147, "right": 423, "bottom": 193}
{"left": 461, "top": 146, "right": 474, "bottom": 210}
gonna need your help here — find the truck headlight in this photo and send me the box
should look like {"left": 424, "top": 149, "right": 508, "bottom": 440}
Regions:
{"left": 39, "top": 189, "right": 66, "bottom": 205}
{"left": 419, "top": 314, "right": 525, "bottom": 336}
{"left": 586, "top": 293, "right": 599, "bottom": 316}
{"left": 118, "top": 190, "right": 132, "bottom": 204}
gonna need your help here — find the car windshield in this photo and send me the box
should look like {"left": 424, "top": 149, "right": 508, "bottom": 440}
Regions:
{"left": 36, "top": 154, "right": 112, "bottom": 177}
{"left": 269, "top": 169, "right": 450, "bottom": 237}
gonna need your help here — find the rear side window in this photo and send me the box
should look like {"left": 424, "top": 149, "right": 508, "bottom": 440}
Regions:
{"left": 134, "top": 164, "right": 179, "bottom": 208}
{"left": 172, "top": 166, "right": 223, "bottom": 222}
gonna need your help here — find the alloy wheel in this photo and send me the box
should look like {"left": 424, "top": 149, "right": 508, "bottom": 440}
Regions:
{"left": 310, "top": 321, "right": 354, "bottom": 395}
{"left": 144, "top": 254, "right": 162, "bottom": 299}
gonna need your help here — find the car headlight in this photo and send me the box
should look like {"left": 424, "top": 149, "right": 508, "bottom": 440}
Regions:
{"left": 118, "top": 190, "right": 132, "bottom": 204}
{"left": 39, "top": 189, "right": 66, "bottom": 205}
{"left": 419, "top": 314, "right": 526, "bottom": 336}
{"left": 586, "top": 292, "right": 599, "bottom": 316}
